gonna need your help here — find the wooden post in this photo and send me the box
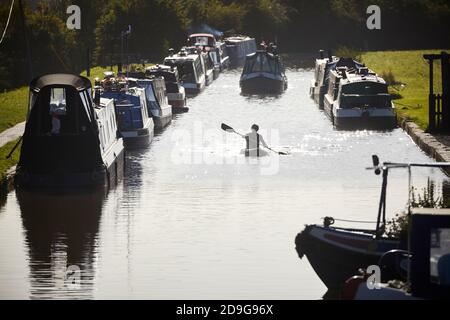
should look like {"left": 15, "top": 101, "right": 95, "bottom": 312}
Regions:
{"left": 428, "top": 59, "right": 435, "bottom": 132}
{"left": 442, "top": 52, "right": 450, "bottom": 131}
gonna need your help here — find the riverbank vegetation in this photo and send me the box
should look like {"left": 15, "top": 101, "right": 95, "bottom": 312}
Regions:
{"left": 0, "top": 139, "right": 20, "bottom": 181}
{"left": 361, "top": 50, "right": 444, "bottom": 130}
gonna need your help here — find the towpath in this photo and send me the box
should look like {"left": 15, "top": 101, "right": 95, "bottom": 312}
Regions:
{"left": 0, "top": 121, "right": 25, "bottom": 148}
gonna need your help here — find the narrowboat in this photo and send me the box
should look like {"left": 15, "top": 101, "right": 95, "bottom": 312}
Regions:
{"left": 15, "top": 74, "right": 125, "bottom": 189}
{"left": 295, "top": 155, "right": 401, "bottom": 289}
{"left": 164, "top": 48, "right": 206, "bottom": 95}
{"left": 145, "top": 65, "right": 188, "bottom": 114}
{"left": 310, "top": 51, "right": 364, "bottom": 109}
{"left": 100, "top": 86, "right": 154, "bottom": 148}
{"left": 216, "top": 41, "right": 230, "bottom": 71}
{"left": 202, "top": 51, "right": 215, "bottom": 85}
{"left": 187, "top": 33, "right": 226, "bottom": 77}
{"left": 133, "top": 77, "right": 173, "bottom": 131}
{"left": 240, "top": 50, "right": 288, "bottom": 94}
{"left": 342, "top": 160, "right": 450, "bottom": 300}
{"left": 225, "top": 36, "right": 257, "bottom": 68}
{"left": 323, "top": 67, "right": 397, "bottom": 130}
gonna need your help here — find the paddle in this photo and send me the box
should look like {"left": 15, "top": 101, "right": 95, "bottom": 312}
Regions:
{"left": 221, "top": 123, "right": 289, "bottom": 155}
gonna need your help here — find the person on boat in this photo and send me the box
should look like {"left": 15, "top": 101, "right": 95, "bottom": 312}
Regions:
{"left": 243, "top": 124, "right": 268, "bottom": 157}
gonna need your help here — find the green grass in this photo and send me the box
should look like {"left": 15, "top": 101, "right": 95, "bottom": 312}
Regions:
{"left": 0, "top": 87, "right": 28, "bottom": 133}
{"left": 361, "top": 50, "right": 447, "bottom": 130}
{"left": 0, "top": 138, "right": 20, "bottom": 181}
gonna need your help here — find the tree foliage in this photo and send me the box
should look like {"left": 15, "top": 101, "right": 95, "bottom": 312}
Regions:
{"left": 0, "top": 0, "right": 449, "bottom": 89}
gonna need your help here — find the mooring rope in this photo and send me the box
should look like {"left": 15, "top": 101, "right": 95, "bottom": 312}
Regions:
{"left": 331, "top": 218, "right": 377, "bottom": 224}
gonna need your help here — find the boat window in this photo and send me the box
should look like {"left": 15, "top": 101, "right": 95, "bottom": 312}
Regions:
{"left": 29, "top": 86, "right": 92, "bottom": 136}
{"left": 245, "top": 54, "right": 279, "bottom": 74}
{"left": 430, "top": 228, "right": 450, "bottom": 286}
{"left": 191, "top": 36, "right": 210, "bottom": 46}
{"left": 195, "top": 58, "right": 204, "bottom": 77}
{"left": 49, "top": 88, "right": 67, "bottom": 116}
{"left": 341, "top": 82, "right": 388, "bottom": 95}
{"left": 177, "top": 63, "right": 196, "bottom": 83}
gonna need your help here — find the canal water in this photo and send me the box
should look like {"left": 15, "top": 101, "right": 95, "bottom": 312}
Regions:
{"left": 0, "top": 68, "right": 447, "bottom": 299}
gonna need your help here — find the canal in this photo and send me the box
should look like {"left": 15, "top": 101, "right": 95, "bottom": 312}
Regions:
{"left": 0, "top": 68, "right": 447, "bottom": 299}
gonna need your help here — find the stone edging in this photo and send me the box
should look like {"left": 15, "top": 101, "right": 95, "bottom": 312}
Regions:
{"left": 398, "top": 117, "right": 450, "bottom": 175}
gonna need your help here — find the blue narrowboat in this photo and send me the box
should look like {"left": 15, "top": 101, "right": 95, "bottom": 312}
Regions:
{"left": 15, "top": 74, "right": 125, "bottom": 189}
{"left": 132, "top": 78, "right": 173, "bottom": 130}
{"left": 225, "top": 36, "right": 257, "bottom": 68}
{"left": 101, "top": 87, "right": 155, "bottom": 148}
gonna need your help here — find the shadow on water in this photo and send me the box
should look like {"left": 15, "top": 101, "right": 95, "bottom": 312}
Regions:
{"left": 17, "top": 188, "right": 106, "bottom": 299}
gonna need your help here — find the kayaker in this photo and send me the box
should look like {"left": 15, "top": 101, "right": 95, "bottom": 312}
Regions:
{"left": 243, "top": 124, "right": 268, "bottom": 157}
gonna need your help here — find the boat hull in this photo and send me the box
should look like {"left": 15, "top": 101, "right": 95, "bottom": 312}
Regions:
{"left": 295, "top": 225, "right": 399, "bottom": 289}
{"left": 153, "top": 114, "right": 172, "bottom": 131}
{"left": 240, "top": 76, "right": 286, "bottom": 94}
{"left": 334, "top": 115, "right": 397, "bottom": 130}
{"left": 310, "top": 82, "right": 327, "bottom": 109}
{"left": 122, "top": 129, "right": 153, "bottom": 149}
{"left": 15, "top": 148, "right": 125, "bottom": 189}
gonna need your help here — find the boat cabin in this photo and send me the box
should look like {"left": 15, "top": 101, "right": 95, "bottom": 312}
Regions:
{"left": 310, "top": 54, "right": 364, "bottom": 108}
{"left": 132, "top": 78, "right": 173, "bottom": 130}
{"left": 16, "top": 74, "right": 125, "bottom": 188}
{"left": 164, "top": 48, "right": 206, "bottom": 94}
{"left": 225, "top": 36, "right": 257, "bottom": 67}
{"left": 101, "top": 86, "right": 154, "bottom": 148}
{"left": 187, "top": 33, "right": 216, "bottom": 50}
{"left": 145, "top": 65, "right": 187, "bottom": 113}
{"left": 240, "top": 50, "right": 287, "bottom": 94}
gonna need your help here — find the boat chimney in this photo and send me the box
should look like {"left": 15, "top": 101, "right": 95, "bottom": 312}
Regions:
{"left": 168, "top": 48, "right": 174, "bottom": 56}
{"left": 93, "top": 88, "right": 101, "bottom": 105}
{"left": 319, "top": 50, "right": 325, "bottom": 59}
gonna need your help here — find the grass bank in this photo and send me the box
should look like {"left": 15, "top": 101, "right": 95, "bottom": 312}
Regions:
{"left": 0, "top": 87, "right": 28, "bottom": 133}
{"left": 361, "top": 50, "right": 447, "bottom": 130}
{"left": 0, "top": 139, "right": 21, "bottom": 182}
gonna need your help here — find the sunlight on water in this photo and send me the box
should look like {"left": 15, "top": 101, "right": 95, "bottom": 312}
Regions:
{"left": 0, "top": 68, "right": 447, "bottom": 299}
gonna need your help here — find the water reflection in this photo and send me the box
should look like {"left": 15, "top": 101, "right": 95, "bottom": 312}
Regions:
{"left": 18, "top": 189, "right": 106, "bottom": 299}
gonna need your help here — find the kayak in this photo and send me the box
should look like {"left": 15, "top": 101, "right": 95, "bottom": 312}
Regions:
{"left": 240, "top": 148, "right": 269, "bottom": 157}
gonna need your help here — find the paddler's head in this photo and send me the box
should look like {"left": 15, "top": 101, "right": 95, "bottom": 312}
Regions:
{"left": 251, "top": 124, "right": 259, "bottom": 133}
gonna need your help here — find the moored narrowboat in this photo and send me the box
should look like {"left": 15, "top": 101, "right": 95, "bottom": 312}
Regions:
{"left": 310, "top": 51, "right": 364, "bottom": 109}
{"left": 295, "top": 155, "right": 402, "bottom": 289}
{"left": 15, "top": 74, "right": 125, "bottom": 189}
{"left": 240, "top": 50, "right": 287, "bottom": 94}
{"left": 323, "top": 67, "right": 397, "bottom": 130}
{"left": 100, "top": 85, "right": 154, "bottom": 148}
{"left": 225, "top": 36, "right": 257, "bottom": 68}
{"left": 145, "top": 65, "right": 188, "bottom": 114}
{"left": 187, "top": 33, "right": 225, "bottom": 77}
{"left": 164, "top": 48, "right": 206, "bottom": 95}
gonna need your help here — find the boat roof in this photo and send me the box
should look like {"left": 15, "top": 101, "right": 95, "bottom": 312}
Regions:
{"left": 146, "top": 65, "right": 174, "bottom": 72}
{"left": 341, "top": 71, "right": 386, "bottom": 85}
{"left": 246, "top": 50, "right": 277, "bottom": 59}
{"left": 189, "top": 33, "right": 214, "bottom": 38}
{"left": 164, "top": 54, "right": 197, "bottom": 63}
{"left": 30, "top": 74, "right": 91, "bottom": 92}
{"left": 225, "top": 36, "right": 254, "bottom": 43}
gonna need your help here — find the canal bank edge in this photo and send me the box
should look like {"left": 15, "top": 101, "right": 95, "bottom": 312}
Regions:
{"left": 399, "top": 117, "right": 450, "bottom": 176}
{"left": 0, "top": 166, "right": 16, "bottom": 196}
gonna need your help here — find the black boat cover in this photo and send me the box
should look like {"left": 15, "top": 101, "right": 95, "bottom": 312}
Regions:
{"left": 30, "top": 74, "right": 92, "bottom": 92}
